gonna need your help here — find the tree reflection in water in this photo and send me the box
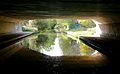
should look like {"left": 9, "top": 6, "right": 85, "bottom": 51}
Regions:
{"left": 22, "top": 33, "right": 101, "bottom": 56}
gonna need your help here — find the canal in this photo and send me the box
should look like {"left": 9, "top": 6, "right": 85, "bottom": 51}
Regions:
{"left": 0, "top": 33, "right": 109, "bottom": 74}
{"left": 21, "top": 33, "right": 101, "bottom": 57}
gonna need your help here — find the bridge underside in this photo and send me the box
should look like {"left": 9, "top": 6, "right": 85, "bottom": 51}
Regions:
{"left": 0, "top": 0, "right": 120, "bottom": 73}
{"left": 0, "top": 0, "right": 120, "bottom": 38}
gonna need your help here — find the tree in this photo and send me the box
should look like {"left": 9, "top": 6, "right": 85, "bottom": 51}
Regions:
{"left": 36, "top": 34, "right": 56, "bottom": 51}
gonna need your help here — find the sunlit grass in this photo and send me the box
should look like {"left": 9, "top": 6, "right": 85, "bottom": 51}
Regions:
{"left": 65, "top": 27, "right": 96, "bottom": 38}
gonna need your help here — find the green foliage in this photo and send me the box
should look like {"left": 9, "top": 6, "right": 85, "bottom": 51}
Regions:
{"left": 21, "top": 20, "right": 29, "bottom": 26}
{"left": 79, "top": 19, "right": 95, "bottom": 28}
{"left": 22, "top": 33, "right": 57, "bottom": 51}
{"left": 36, "top": 33, "right": 56, "bottom": 51}
{"left": 22, "top": 27, "right": 33, "bottom": 32}
{"left": 22, "top": 19, "right": 57, "bottom": 33}
{"left": 22, "top": 39, "right": 29, "bottom": 48}
{"left": 80, "top": 20, "right": 88, "bottom": 27}
{"left": 80, "top": 41, "right": 95, "bottom": 56}
{"left": 59, "top": 34, "right": 80, "bottom": 56}
{"left": 35, "top": 19, "right": 48, "bottom": 32}
{"left": 22, "top": 33, "right": 97, "bottom": 56}
{"left": 54, "top": 19, "right": 77, "bottom": 32}
{"left": 47, "top": 19, "right": 57, "bottom": 29}
{"left": 22, "top": 19, "right": 96, "bottom": 35}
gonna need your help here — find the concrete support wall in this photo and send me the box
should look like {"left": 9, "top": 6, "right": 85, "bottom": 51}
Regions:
{"left": 0, "top": 16, "right": 21, "bottom": 34}
{"left": 93, "top": 17, "right": 120, "bottom": 39}
{"left": 100, "top": 23, "right": 120, "bottom": 38}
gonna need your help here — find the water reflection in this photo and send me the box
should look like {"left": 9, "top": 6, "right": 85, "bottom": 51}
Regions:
{"left": 22, "top": 33, "right": 101, "bottom": 56}
{"left": 40, "top": 36, "right": 63, "bottom": 56}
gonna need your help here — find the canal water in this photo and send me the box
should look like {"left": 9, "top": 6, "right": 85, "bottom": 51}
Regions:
{"left": 22, "top": 33, "right": 101, "bottom": 56}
